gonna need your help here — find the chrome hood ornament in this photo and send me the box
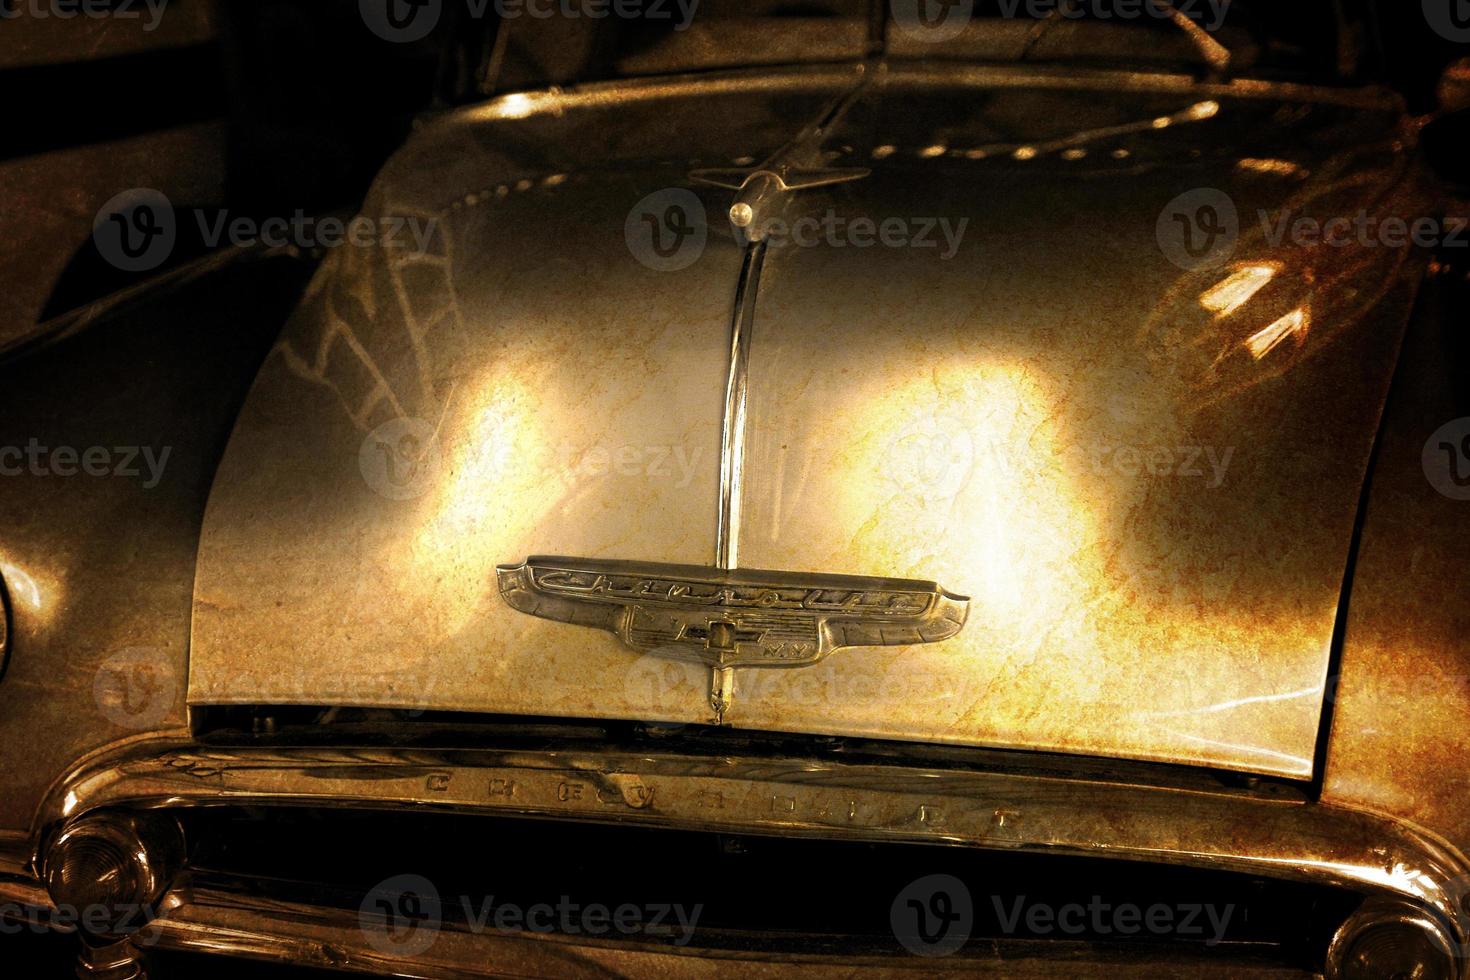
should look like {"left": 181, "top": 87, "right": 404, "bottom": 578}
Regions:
{"left": 501, "top": 73, "right": 916, "bottom": 725}
{"left": 690, "top": 77, "right": 872, "bottom": 239}
{"left": 498, "top": 556, "right": 969, "bottom": 721}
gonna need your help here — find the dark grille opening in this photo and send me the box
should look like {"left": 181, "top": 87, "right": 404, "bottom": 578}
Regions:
{"left": 191, "top": 705, "right": 1309, "bottom": 800}
{"left": 177, "top": 806, "right": 1359, "bottom": 971}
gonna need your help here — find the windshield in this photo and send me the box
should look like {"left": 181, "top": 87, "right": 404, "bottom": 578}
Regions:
{"left": 483, "top": 0, "right": 1384, "bottom": 93}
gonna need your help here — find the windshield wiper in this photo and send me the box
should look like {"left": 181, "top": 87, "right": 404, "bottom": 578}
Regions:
{"left": 1019, "top": 0, "right": 1232, "bottom": 77}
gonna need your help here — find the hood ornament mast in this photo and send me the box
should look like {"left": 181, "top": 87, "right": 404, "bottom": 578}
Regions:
{"left": 499, "top": 68, "right": 967, "bottom": 725}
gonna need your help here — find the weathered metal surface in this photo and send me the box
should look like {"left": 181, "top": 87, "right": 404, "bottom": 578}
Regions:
{"left": 188, "top": 66, "right": 1426, "bottom": 777}
{"left": 1321, "top": 271, "right": 1470, "bottom": 856}
{"left": 0, "top": 249, "right": 315, "bottom": 831}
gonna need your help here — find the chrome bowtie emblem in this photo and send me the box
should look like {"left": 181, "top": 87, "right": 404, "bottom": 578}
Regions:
{"left": 497, "top": 557, "right": 969, "bottom": 721}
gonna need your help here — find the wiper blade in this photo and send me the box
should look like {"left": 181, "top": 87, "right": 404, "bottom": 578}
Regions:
{"left": 1020, "top": 0, "right": 1231, "bottom": 77}
{"left": 1161, "top": 0, "right": 1232, "bottom": 74}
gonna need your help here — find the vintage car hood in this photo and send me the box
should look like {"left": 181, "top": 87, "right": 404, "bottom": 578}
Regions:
{"left": 190, "top": 67, "right": 1425, "bottom": 777}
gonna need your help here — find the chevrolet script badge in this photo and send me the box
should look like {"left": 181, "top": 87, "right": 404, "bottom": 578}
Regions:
{"left": 497, "top": 557, "right": 969, "bottom": 722}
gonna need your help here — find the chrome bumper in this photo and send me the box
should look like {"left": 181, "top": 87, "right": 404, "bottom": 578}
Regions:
{"left": 6, "top": 736, "right": 1468, "bottom": 977}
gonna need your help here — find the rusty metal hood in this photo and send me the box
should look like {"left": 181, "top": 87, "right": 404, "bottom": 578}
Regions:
{"left": 190, "top": 67, "right": 1425, "bottom": 778}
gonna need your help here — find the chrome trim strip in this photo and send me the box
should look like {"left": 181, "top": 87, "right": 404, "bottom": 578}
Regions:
{"left": 448, "top": 64, "right": 1402, "bottom": 131}
{"left": 0, "top": 244, "right": 296, "bottom": 364}
{"left": 715, "top": 242, "right": 767, "bottom": 572}
{"left": 1, "top": 836, "right": 57, "bottom": 924}
{"left": 26, "top": 737, "right": 1470, "bottom": 964}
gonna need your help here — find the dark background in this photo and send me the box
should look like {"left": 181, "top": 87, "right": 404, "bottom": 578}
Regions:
{"left": 0, "top": 1, "right": 1464, "bottom": 975}
{"left": 0, "top": 0, "right": 1465, "bottom": 349}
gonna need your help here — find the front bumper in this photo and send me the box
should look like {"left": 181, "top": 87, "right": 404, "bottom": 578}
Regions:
{"left": 5, "top": 730, "right": 1468, "bottom": 977}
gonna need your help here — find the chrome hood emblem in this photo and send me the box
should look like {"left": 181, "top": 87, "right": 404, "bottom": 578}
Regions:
{"left": 497, "top": 557, "right": 969, "bottom": 720}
